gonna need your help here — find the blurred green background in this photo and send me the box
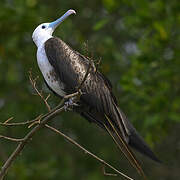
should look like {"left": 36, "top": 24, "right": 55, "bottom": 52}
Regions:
{"left": 0, "top": 0, "right": 180, "bottom": 179}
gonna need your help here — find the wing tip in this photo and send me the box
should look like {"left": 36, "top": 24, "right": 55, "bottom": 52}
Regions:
{"left": 128, "top": 133, "right": 162, "bottom": 163}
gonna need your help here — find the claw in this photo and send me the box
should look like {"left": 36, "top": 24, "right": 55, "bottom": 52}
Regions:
{"left": 64, "top": 97, "right": 79, "bottom": 111}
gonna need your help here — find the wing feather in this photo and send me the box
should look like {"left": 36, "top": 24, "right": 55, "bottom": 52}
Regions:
{"left": 44, "top": 37, "right": 147, "bottom": 179}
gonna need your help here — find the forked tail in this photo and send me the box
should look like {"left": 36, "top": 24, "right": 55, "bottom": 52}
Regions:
{"left": 104, "top": 114, "right": 148, "bottom": 180}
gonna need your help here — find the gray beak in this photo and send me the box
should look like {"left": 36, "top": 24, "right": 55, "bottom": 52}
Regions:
{"left": 49, "top": 9, "right": 76, "bottom": 30}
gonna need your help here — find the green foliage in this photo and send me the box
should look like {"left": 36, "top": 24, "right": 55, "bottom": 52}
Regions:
{"left": 0, "top": 0, "right": 179, "bottom": 179}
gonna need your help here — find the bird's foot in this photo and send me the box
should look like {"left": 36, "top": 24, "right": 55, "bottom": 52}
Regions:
{"left": 64, "top": 97, "right": 79, "bottom": 111}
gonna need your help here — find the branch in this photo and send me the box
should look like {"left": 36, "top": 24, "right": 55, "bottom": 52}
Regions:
{"left": 76, "top": 58, "right": 92, "bottom": 91}
{"left": 77, "top": 61, "right": 91, "bottom": 90}
{"left": 0, "top": 89, "right": 83, "bottom": 180}
{"left": 45, "top": 124, "right": 134, "bottom": 180}
{"left": 0, "top": 101, "right": 65, "bottom": 180}
{"left": 0, "top": 114, "right": 43, "bottom": 127}
{"left": 95, "top": 57, "right": 102, "bottom": 73}
{"left": 82, "top": 41, "right": 102, "bottom": 73}
{"left": 102, "top": 165, "right": 117, "bottom": 177}
{"left": 0, "top": 70, "right": 134, "bottom": 180}
{"left": 29, "top": 70, "right": 51, "bottom": 111}
{"left": 0, "top": 135, "right": 24, "bottom": 142}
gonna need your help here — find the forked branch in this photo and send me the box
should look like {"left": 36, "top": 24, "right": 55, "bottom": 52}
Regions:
{"left": 0, "top": 70, "right": 134, "bottom": 180}
{"left": 45, "top": 124, "right": 134, "bottom": 180}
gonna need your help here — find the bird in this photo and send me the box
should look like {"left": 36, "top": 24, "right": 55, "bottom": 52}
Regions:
{"left": 32, "top": 9, "right": 160, "bottom": 179}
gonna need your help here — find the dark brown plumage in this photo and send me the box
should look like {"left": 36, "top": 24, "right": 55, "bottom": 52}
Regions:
{"left": 44, "top": 37, "right": 160, "bottom": 179}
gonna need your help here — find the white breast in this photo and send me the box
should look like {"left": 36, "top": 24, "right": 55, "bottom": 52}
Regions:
{"left": 37, "top": 45, "right": 66, "bottom": 97}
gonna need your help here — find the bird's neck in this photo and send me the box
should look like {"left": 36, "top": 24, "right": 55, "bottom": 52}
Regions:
{"left": 35, "top": 33, "right": 53, "bottom": 48}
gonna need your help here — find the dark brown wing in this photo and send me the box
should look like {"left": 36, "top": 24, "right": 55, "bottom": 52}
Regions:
{"left": 45, "top": 37, "right": 115, "bottom": 112}
{"left": 44, "top": 37, "right": 147, "bottom": 179}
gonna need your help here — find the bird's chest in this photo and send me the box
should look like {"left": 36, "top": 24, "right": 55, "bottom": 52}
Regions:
{"left": 37, "top": 46, "right": 66, "bottom": 97}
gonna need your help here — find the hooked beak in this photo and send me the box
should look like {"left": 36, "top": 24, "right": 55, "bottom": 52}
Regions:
{"left": 49, "top": 9, "right": 76, "bottom": 30}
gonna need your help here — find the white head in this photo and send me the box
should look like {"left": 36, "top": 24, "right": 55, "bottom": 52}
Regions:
{"left": 32, "top": 9, "right": 76, "bottom": 47}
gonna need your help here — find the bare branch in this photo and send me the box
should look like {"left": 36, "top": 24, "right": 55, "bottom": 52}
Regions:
{"left": 0, "top": 85, "right": 84, "bottom": 179}
{"left": 3, "top": 117, "right": 14, "bottom": 124}
{"left": 0, "top": 68, "right": 135, "bottom": 180}
{"left": 102, "top": 165, "right": 117, "bottom": 177}
{"left": 95, "top": 57, "right": 102, "bottom": 73}
{"left": 28, "top": 114, "right": 43, "bottom": 128}
{"left": 0, "top": 114, "right": 43, "bottom": 127}
{"left": 45, "top": 124, "right": 134, "bottom": 180}
{"left": 76, "top": 60, "right": 92, "bottom": 91}
{"left": 0, "top": 135, "right": 24, "bottom": 142}
{"left": 0, "top": 100, "right": 65, "bottom": 180}
{"left": 29, "top": 70, "right": 51, "bottom": 111}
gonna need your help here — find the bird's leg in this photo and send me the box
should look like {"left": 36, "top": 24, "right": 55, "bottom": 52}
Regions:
{"left": 64, "top": 97, "right": 79, "bottom": 111}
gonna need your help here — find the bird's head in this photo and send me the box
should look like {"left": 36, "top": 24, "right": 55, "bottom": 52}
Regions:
{"left": 32, "top": 9, "right": 76, "bottom": 47}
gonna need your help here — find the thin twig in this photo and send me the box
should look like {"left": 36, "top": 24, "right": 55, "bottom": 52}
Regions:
{"left": 45, "top": 124, "right": 134, "bottom": 180}
{"left": 0, "top": 71, "right": 85, "bottom": 179}
{"left": 0, "top": 135, "right": 24, "bottom": 142}
{"left": 95, "top": 57, "right": 102, "bottom": 73}
{"left": 82, "top": 41, "right": 90, "bottom": 57}
{"left": 28, "top": 114, "right": 43, "bottom": 128}
{"left": 76, "top": 41, "right": 96, "bottom": 91}
{"left": 76, "top": 61, "right": 92, "bottom": 91}
{"left": 0, "top": 114, "right": 43, "bottom": 127}
{"left": 0, "top": 68, "right": 135, "bottom": 180}
{"left": 29, "top": 70, "right": 51, "bottom": 111}
{"left": 3, "top": 117, "right": 14, "bottom": 124}
{"left": 0, "top": 101, "right": 65, "bottom": 180}
{"left": 0, "top": 90, "right": 84, "bottom": 179}
{"left": 102, "top": 165, "right": 117, "bottom": 177}
{"left": 63, "top": 91, "right": 81, "bottom": 100}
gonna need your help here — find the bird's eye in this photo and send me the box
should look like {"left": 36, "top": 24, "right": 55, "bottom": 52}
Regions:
{"left": 42, "top": 25, "right": 46, "bottom": 29}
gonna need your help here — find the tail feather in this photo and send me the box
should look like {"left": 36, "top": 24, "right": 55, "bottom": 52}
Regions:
{"left": 104, "top": 115, "right": 147, "bottom": 180}
{"left": 115, "top": 106, "right": 161, "bottom": 163}
{"left": 128, "top": 129, "right": 161, "bottom": 163}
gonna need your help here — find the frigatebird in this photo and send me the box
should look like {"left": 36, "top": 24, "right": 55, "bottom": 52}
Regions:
{"left": 32, "top": 9, "right": 160, "bottom": 179}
